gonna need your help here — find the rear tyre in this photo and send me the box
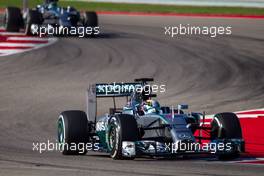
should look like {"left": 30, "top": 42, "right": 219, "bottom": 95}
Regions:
{"left": 83, "top": 12, "right": 98, "bottom": 27}
{"left": 108, "top": 114, "right": 138, "bottom": 160}
{"left": 57, "top": 110, "right": 89, "bottom": 155}
{"left": 4, "top": 7, "right": 23, "bottom": 32}
{"left": 83, "top": 12, "right": 98, "bottom": 37}
{"left": 25, "top": 10, "right": 43, "bottom": 36}
{"left": 211, "top": 112, "right": 243, "bottom": 160}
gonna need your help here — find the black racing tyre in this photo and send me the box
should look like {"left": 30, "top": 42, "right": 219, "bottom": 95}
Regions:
{"left": 211, "top": 112, "right": 243, "bottom": 160}
{"left": 108, "top": 114, "right": 138, "bottom": 160}
{"left": 83, "top": 11, "right": 98, "bottom": 27}
{"left": 4, "top": 7, "right": 23, "bottom": 32}
{"left": 25, "top": 10, "right": 43, "bottom": 36}
{"left": 211, "top": 112, "right": 242, "bottom": 140}
{"left": 57, "top": 110, "right": 89, "bottom": 155}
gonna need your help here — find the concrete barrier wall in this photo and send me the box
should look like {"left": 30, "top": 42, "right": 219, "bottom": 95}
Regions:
{"left": 64, "top": 0, "right": 264, "bottom": 8}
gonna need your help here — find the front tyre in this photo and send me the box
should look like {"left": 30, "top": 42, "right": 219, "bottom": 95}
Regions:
{"left": 57, "top": 110, "right": 88, "bottom": 155}
{"left": 108, "top": 114, "right": 138, "bottom": 160}
{"left": 211, "top": 112, "right": 243, "bottom": 160}
{"left": 4, "top": 7, "right": 23, "bottom": 32}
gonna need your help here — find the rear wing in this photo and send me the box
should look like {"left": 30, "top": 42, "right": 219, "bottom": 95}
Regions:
{"left": 86, "top": 82, "right": 142, "bottom": 122}
{"left": 94, "top": 83, "right": 142, "bottom": 97}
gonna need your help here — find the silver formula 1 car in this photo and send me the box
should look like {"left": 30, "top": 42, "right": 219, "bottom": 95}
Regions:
{"left": 3, "top": 0, "right": 98, "bottom": 35}
{"left": 57, "top": 78, "right": 245, "bottom": 160}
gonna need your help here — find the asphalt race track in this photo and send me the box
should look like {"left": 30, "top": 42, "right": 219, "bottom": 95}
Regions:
{"left": 0, "top": 14, "right": 264, "bottom": 175}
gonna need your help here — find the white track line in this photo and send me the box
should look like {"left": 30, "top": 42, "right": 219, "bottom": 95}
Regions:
{"left": 0, "top": 49, "right": 27, "bottom": 54}
{"left": 7, "top": 37, "right": 51, "bottom": 41}
{"left": 236, "top": 108, "right": 264, "bottom": 113}
{"left": 228, "top": 158, "right": 264, "bottom": 165}
{"left": 237, "top": 114, "right": 263, "bottom": 118}
{"left": 0, "top": 43, "right": 37, "bottom": 47}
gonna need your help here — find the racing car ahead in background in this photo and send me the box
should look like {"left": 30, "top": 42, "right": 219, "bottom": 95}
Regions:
{"left": 57, "top": 78, "right": 245, "bottom": 160}
{"left": 3, "top": 0, "right": 98, "bottom": 35}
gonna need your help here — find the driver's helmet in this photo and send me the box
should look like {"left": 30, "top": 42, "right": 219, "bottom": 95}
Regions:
{"left": 143, "top": 100, "right": 161, "bottom": 114}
